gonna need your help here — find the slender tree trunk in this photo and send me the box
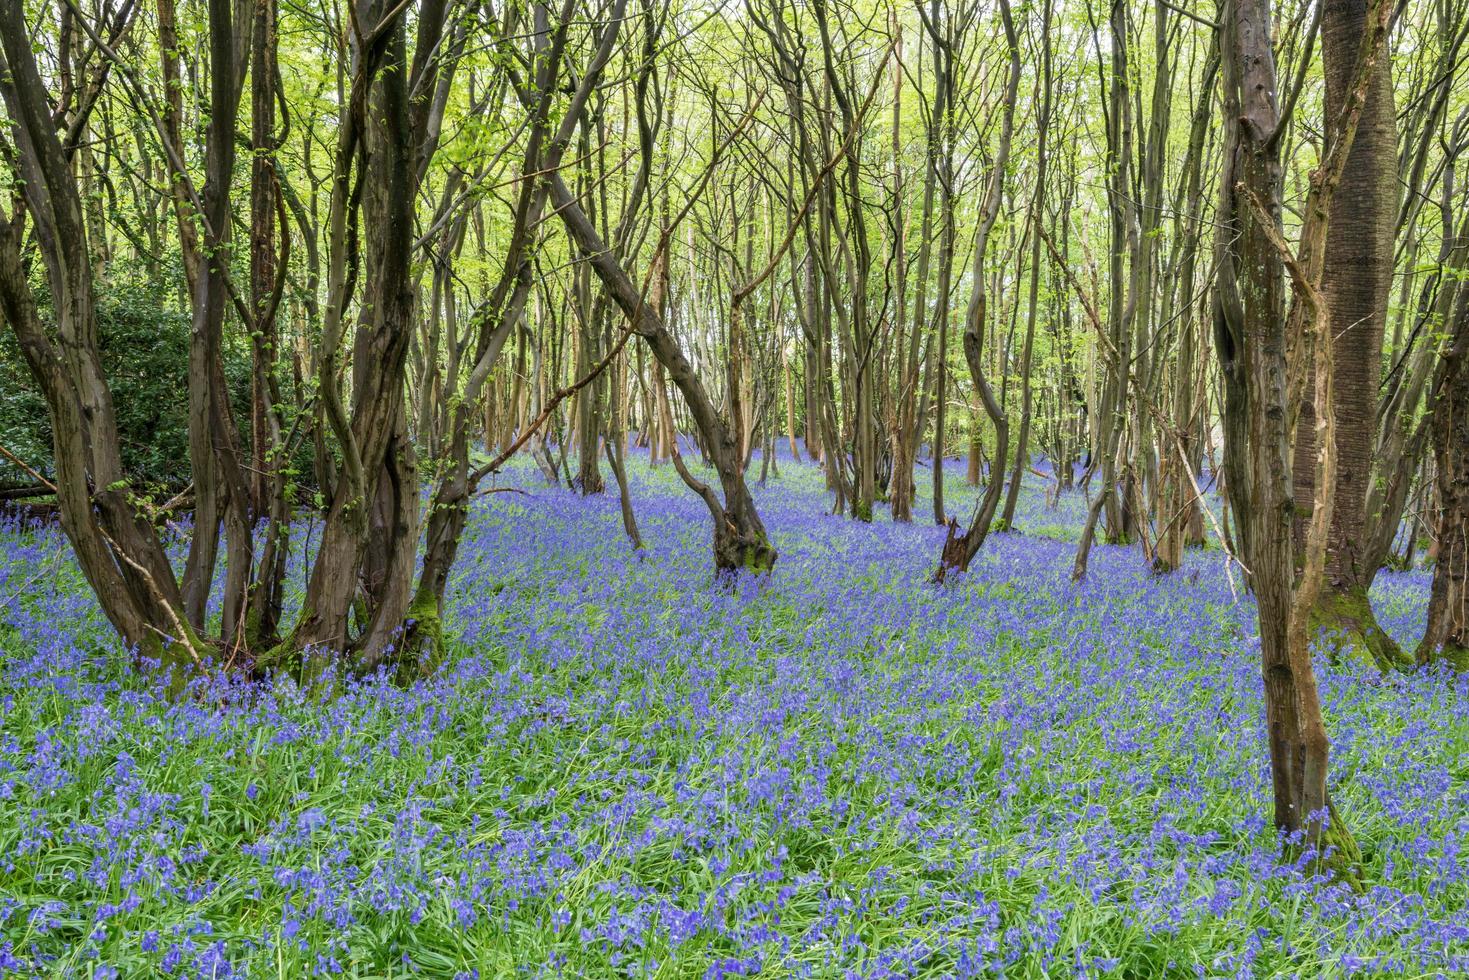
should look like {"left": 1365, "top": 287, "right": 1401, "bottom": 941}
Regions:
{"left": 927, "top": 0, "right": 957, "bottom": 527}
{"left": 547, "top": 170, "right": 777, "bottom": 574}
{"left": 1156, "top": 42, "right": 1219, "bottom": 572}
{"left": 932, "top": 0, "right": 1019, "bottom": 582}
{"left": 1418, "top": 276, "right": 1469, "bottom": 667}
{"left": 180, "top": 0, "right": 253, "bottom": 645}
{"left": 246, "top": 0, "right": 292, "bottom": 648}
{"left": 1000, "top": 0, "right": 1052, "bottom": 531}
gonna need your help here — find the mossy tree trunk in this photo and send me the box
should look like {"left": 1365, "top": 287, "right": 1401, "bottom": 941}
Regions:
{"left": 1290, "top": 0, "right": 1410, "bottom": 672}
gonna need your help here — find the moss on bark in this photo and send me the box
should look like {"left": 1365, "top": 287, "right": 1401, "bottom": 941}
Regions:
{"left": 714, "top": 529, "right": 777, "bottom": 578}
{"left": 1303, "top": 797, "right": 1365, "bottom": 893}
{"left": 393, "top": 586, "right": 444, "bottom": 685}
{"left": 132, "top": 623, "right": 207, "bottom": 699}
{"left": 1309, "top": 586, "right": 1412, "bottom": 673}
{"left": 1424, "top": 643, "right": 1469, "bottom": 672}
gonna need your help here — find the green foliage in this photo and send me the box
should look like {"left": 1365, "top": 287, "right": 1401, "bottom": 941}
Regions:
{"left": 0, "top": 268, "right": 251, "bottom": 492}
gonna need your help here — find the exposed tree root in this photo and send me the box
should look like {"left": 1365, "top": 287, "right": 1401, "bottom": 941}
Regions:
{"left": 1309, "top": 587, "right": 1412, "bottom": 673}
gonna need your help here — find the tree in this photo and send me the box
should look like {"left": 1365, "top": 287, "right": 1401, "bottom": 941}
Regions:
{"left": 1214, "top": 0, "right": 1389, "bottom": 872}
{"left": 281, "top": 0, "right": 459, "bottom": 676}
{"left": 1, "top": 0, "right": 468, "bottom": 685}
{"left": 1418, "top": 277, "right": 1469, "bottom": 667}
{"left": 931, "top": 0, "right": 1020, "bottom": 582}
{"left": 0, "top": 2, "right": 199, "bottom": 677}
{"left": 1290, "top": 0, "right": 1410, "bottom": 671}
{"left": 403, "top": 0, "right": 625, "bottom": 668}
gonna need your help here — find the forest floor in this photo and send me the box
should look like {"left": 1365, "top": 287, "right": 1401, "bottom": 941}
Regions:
{"left": 0, "top": 447, "right": 1465, "bottom": 978}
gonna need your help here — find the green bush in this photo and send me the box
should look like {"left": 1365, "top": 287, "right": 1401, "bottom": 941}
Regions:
{"left": 0, "top": 271, "right": 252, "bottom": 494}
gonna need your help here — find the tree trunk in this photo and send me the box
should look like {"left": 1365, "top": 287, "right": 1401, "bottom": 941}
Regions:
{"left": 931, "top": 0, "right": 1018, "bottom": 583}
{"left": 1000, "top": 0, "right": 1052, "bottom": 532}
{"left": 1418, "top": 275, "right": 1469, "bottom": 667}
{"left": 0, "top": 14, "right": 198, "bottom": 680}
{"left": 546, "top": 171, "right": 776, "bottom": 574}
{"left": 1215, "top": 0, "right": 1390, "bottom": 880}
{"left": 246, "top": 0, "right": 292, "bottom": 648}
{"left": 180, "top": 0, "right": 253, "bottom": 646}
{"left": 1155, "top": 42, "right": 1218, "bottom": 572}
{"left": 1291, "top": 0, "right": 1409, "bottom": 671}
{"left": 287, "top": 0, "right": 437, "bottom": 674}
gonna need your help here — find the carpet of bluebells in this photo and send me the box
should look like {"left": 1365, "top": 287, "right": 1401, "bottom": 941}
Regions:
{"left": 1, "top": 445, "right": 1467, "bottom": 979}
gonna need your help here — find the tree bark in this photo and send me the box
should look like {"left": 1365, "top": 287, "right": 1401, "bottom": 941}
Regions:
{"left": 546, "top": 171, "right": 776, "bottom": 574}
{"left": 246, "top": 0, "right": 292, "bottom": 648}
{"left": 1418, "top": 275, "right": 1469, "bottom": 667}
{"left": 999, "top": 0, "right": 1052, "bottom": 532}
{"left": 0, "top": 12, "right": 198, "bottom": 678}
{"left": 931, "top": 0, "right": 1019, "bottom": 583}
{"left": 1291, "top": 0, "right": 1409, "bottom": 671}
{"left": 1215, "top": 0, "right": 1389, "bottom": 878}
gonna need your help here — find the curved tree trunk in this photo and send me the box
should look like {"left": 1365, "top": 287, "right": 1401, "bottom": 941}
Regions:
{"left": 0, "top": 13, "right": 198, "bottom": 679}
{"left": 932, "top": 0, "right": 1019, "bottom": 583}
{"left": 547, "top": 170, "right": 777, "bottom": 574}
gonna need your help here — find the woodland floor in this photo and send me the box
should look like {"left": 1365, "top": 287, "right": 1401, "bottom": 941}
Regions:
{"left": 0, "top": 445, "right": 1466, "bottom": 978}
